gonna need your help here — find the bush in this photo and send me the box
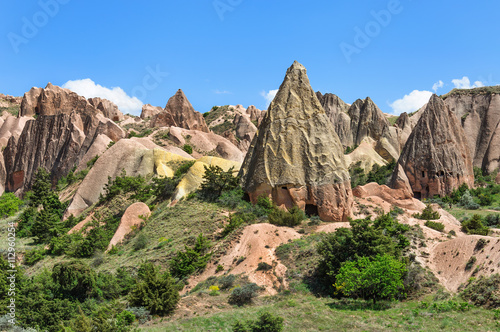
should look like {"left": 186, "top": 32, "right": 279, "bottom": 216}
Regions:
{"left": 461, "top": 214, "right": 489, "bottom": 235}
{"left": 219, "top": 274, "right": 237, "bottom": 290}
{"left": 414, "top": 204, "right": 440, "bottom": 220}
{"left": 134, "top": 232, "right": 149, "bottom": 251}
{"left": 116, "top": 310, "right": 135, "bottom": 326}
{"left": 461, "top": 274, "right": 500, "bottom": 308}
{"left": 484, "top": 214, "right": 500, "bottom": 227}
{"left": 268, "top": 205, "right": 305, "bottom": 227}
{"left": 169, "top": 234, "right": 211, "bottom": 279}
{"left": 174, "top": 160, "right": 195, "bottom": 178}
{"left": 183, "top": 144, "right": 193, "bottom": 154}
{"left": 424, "top": 220, "right": 445, "bottom": 232}
{"left": 459, "top": 190, "right": 480, "bottom": 210}
{"left": 317, "top": 214, "right": 410, "bottom": 289}
{"left": 24, "top": 248, "right": 46, "bottom": 266}
{"left": 233, "top": 311, "right": 284, "bottom": 332}
{"left": 228, "top": 283, "right": 261, "bottom": 306}
{"left": 0, "top": 192, "right": 23, "bottom": 218}
{"left": 334, "top": 254, "right": 407, "bottom": 304}
{"left": 199, "top": 165, "right": 240, "bottom": 202}
{"left": 256, "top": 262, "right": 272, "bottom": 271}
{"left": 465, "top": 256, "right": 477, "bottom": 270}
{"left": 52, "top": 260, "right": 98, "bottom": 301}
{"left": 129, "top": 262, "right": 180, "bottom": 315}
{"left": 474, "top": 238, "right": 488, "bottom": 251}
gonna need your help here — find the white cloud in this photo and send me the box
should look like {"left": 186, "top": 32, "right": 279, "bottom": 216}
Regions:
{"left": 389, "top": 90, "right": 433, "bottom": 115}
{"left": 62, "top": 78, "right": 143, "bottom": 115}
{"left": 260, "top": 89, "right": 278, "bottom": 107}
{"left": 451, "top": 76, "right": 485, "bottom": 89}
{"left": 432, "top": 80, "right": 444, "bottom": 92}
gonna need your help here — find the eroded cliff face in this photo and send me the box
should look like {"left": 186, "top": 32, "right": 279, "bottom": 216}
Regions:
{"left": 444, "top": 88, "right": 500, "bottom": 173}
{"left": 4, "top": 84, "right": 125, "bottom": 194}
{"left": 240, "top": 61, "right": 353, "bottom": 222}
{"left": 391, "top": 94, "right": 474, "bottom": 198}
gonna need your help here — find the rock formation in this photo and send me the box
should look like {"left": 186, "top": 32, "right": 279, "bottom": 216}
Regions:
{"left": 4, "top": 84, "right": 125, "bottom": 194}
{"left": 239, "top": 61, "right": 353, "bottom": 222}
{"left": 88, "top": 97, "right": 124, "bottom": 121}
{"left": 316, "top": 92, "right": 353, "bottom": 147}
{"left": 141, "top": 104, "right": 163, "bottom": 119}
{"left": 151, "top": 89, "right": 209, "bottom": 132}
{"left": 391, "top": 94, "right": 474, "bottom": 199}
{"left": 394, "top": 112, "right": 412, "bottom": 149}
{"left": 107, "top": 202, "right": 151, "bottom": 251}
{"left": 443, "top": 87, "right": 500, "bottom": 173}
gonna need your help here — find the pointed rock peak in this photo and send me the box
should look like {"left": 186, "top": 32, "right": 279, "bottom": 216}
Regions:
{"left": 290, "top": 60, "right": 306, "bottom": 71}
{"left": 45, "top": 82, "right": 54, "bottom": 89}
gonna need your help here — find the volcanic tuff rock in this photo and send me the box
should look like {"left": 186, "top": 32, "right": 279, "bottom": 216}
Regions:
{"left": 443, "top": 87, "right": 500, "bottom": 173}
{"left": 391, "top": 94, "right": 474, "bottom": 199}
{"left": 141, "top": 104, "right": 163, "bottom": 119}
{"left": 394, "top": 112, "right": 412, "bottom": 149}
{"left": 4, "top": 84, "right": 126, "bottom": 194}
{"left": 150, "top": 89, "right": 209, "bottom": 132}
{"left": 239, "top": 61, "right": 353, "bottom": 222}
{"left": 316, "top": 92, "right": 353, "bottom": 147}
{"left": 88, "top": 97, "right": 124, "bottom": 121}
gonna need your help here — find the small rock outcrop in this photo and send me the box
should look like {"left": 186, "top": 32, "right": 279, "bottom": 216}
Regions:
{"left": 141, "top": 104, "right": 163, "bottom": 119}
{"left": 151, "top": 89, "right": 209, "bottom": 132}
{"left": 239, "top": 61, "right": 353, "bottom": 222}
{"left": 88, "top": 97, "right": 124, "bottom": 121}
{"left": 107, "top": 202, "right": 151, "bottom": 251}
{"left": 391, "top": 95, "right": 474, "bottom": 199}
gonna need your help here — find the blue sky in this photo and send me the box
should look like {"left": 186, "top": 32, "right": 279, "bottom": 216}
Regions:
{"left": 1, "top": 0, "right": 499, "bottom": 116}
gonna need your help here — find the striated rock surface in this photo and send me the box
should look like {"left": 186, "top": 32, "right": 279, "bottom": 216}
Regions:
{"left": 316, "top": 92, "right": 353, "bottom": 147}
{"left": 443, "top": 87, "right": 500, "bottom": 173}
{"left": 88, "top": 97, "right": 124, "bottom": 121}
{"left": 5, "top": 84, "right": 126, "bottom": 194}
{"left": 394, "top": 112, "right": 412, "bottom": 149}
{"left": 391, "top": 95, "right": 474, "bottom": 199}
{"left": 239, "top": 61, "right": 353, "bottom": 222}
{"left": 141, "top": 104, "right": 163, "bottom": 119}
{"left": 151, "top": 89, "right": 209, "bottom": 132}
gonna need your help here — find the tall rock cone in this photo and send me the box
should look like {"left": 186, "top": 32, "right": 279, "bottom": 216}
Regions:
{"left": 390, "top": 94, "right": 474, "bottom": 199}
{"left": 239, "top": 61, "right": 353, "bottom": 222}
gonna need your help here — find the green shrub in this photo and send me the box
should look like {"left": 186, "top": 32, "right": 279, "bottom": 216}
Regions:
{"left": 199, "top": 165, "right": 240, "bottom": 202}
{"left": 233, "top": 311, "right": 284, "bottom": 332}
{"left": 87, "top": 155, "right": 99, "bottom": 168}
{"left": 0, "top": 192, "right": 23, "bottom": 217}
{"left": 462, "top": 214, "right": 489, "bottom": 235}
{"left": 134, "top": 232, "right": 149, "bottom": 251}
{"left": 129, "top": 262, "right": 180, "bottom": 315}
{"left": 222, "top": 213, "right": 246, "bottom": 237}
{"left": 474, "top": 238, "right": 488, "bottom": 251}
{"left": 424, "top": 220, "right": 445, "bottom": 232}
{"left": 219, "top": 274, "right": 237, "bottom": 290}
{"left": 24, "top": 248, "right": 46, "bottom": 266}
{"left": 256, "top": 262, "right": 272, "bottom": 271}
{"left": 183, "top": 144, "right": 193, "bottom": 154}
{"left": 334, "top": 254, "right": 407, "bottom": 304}
{"left": 228, "top": 283, "right": 261, "bottom": 306}
{"left": 461, "top": 274, "right": 500, "bottom": 308}
{"left": 116, "top": 310, "right": 135, "bottom": 326}
{"left": 268, "top": 205, "right": 305, "bottom": 227}
{"left": 52, "top": 260, "right": 98, "bottom": 301}
{"left": 459, "top": 190, "right": 480, "bottom": 210}
{"left": 174, "top": 160, "right": 195, "bottom": 178}
{"left": 170, "top": 234, "right": 212, "bottom": 279}
{"left": 484, "top": 214, "right": 500, "bottom": 227}
{"left": 414, "top": 204, "right": 440, "bottom": 220}
{"left": 465, "top": 256, "right": 477, "bottom": 270}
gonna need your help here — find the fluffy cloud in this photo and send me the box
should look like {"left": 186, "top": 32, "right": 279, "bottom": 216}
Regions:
{"left": 62, "top": 79, "right": 143, "bottom": 115}
{"left": 389, "top": 90, "right": 433, "bottom": 115}
{"left": 452, "top": 76, "right": 485, "bottom": 89}
{"left": 260, "top": 89, "right": 278, "bottom": 107}
{"left": 432, "top": 80, "right": 444, "bottom": 92}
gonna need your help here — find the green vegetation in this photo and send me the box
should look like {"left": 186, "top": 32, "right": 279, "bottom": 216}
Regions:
{"left": 414, "top": 204, "right": 440, "bottom": 220}
{"left": 349, "top": 160, "right": 396, "bottom": 188}
{"left": 199, "top": 165, "right": 240, "bottom": 202}
{"left": 183, "top": 143, "right": 193, "bottom": 154}
{"left": 424, "top": 220, "right": 445, "bottom": 232}
{"left": 344, "top": 144, "right": 358, "bottom": 154}
{"left": 233, "top": 311, "right": 284, "bottom": 332}
{"left": 461, "top": 274, "right": 500, "bottom": 308}
{"left": 228, "top": 283, "right": 262, "bottom": 306}
{"left": 267, "top": 205, "right": 305, "bottom": 227}
{"left": 0, "top": 103, "right": 20, "bottom": 116}
{"left": 169, "top": 233, "right": 212, "bottom": 280}
{"left": 461, "top": 214, "right": 489, "bottom": 235}
{"left": 0, "top": 192, "right": 23, "bottom": 217}
{"left": 129, "top": 262, "right": 180, "bottom": 315}
{"left": 334, "top": 254, "right": 407, "bottom": 304}
{"left": 442, "top": 85, "right": 500, "bottom": 99}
